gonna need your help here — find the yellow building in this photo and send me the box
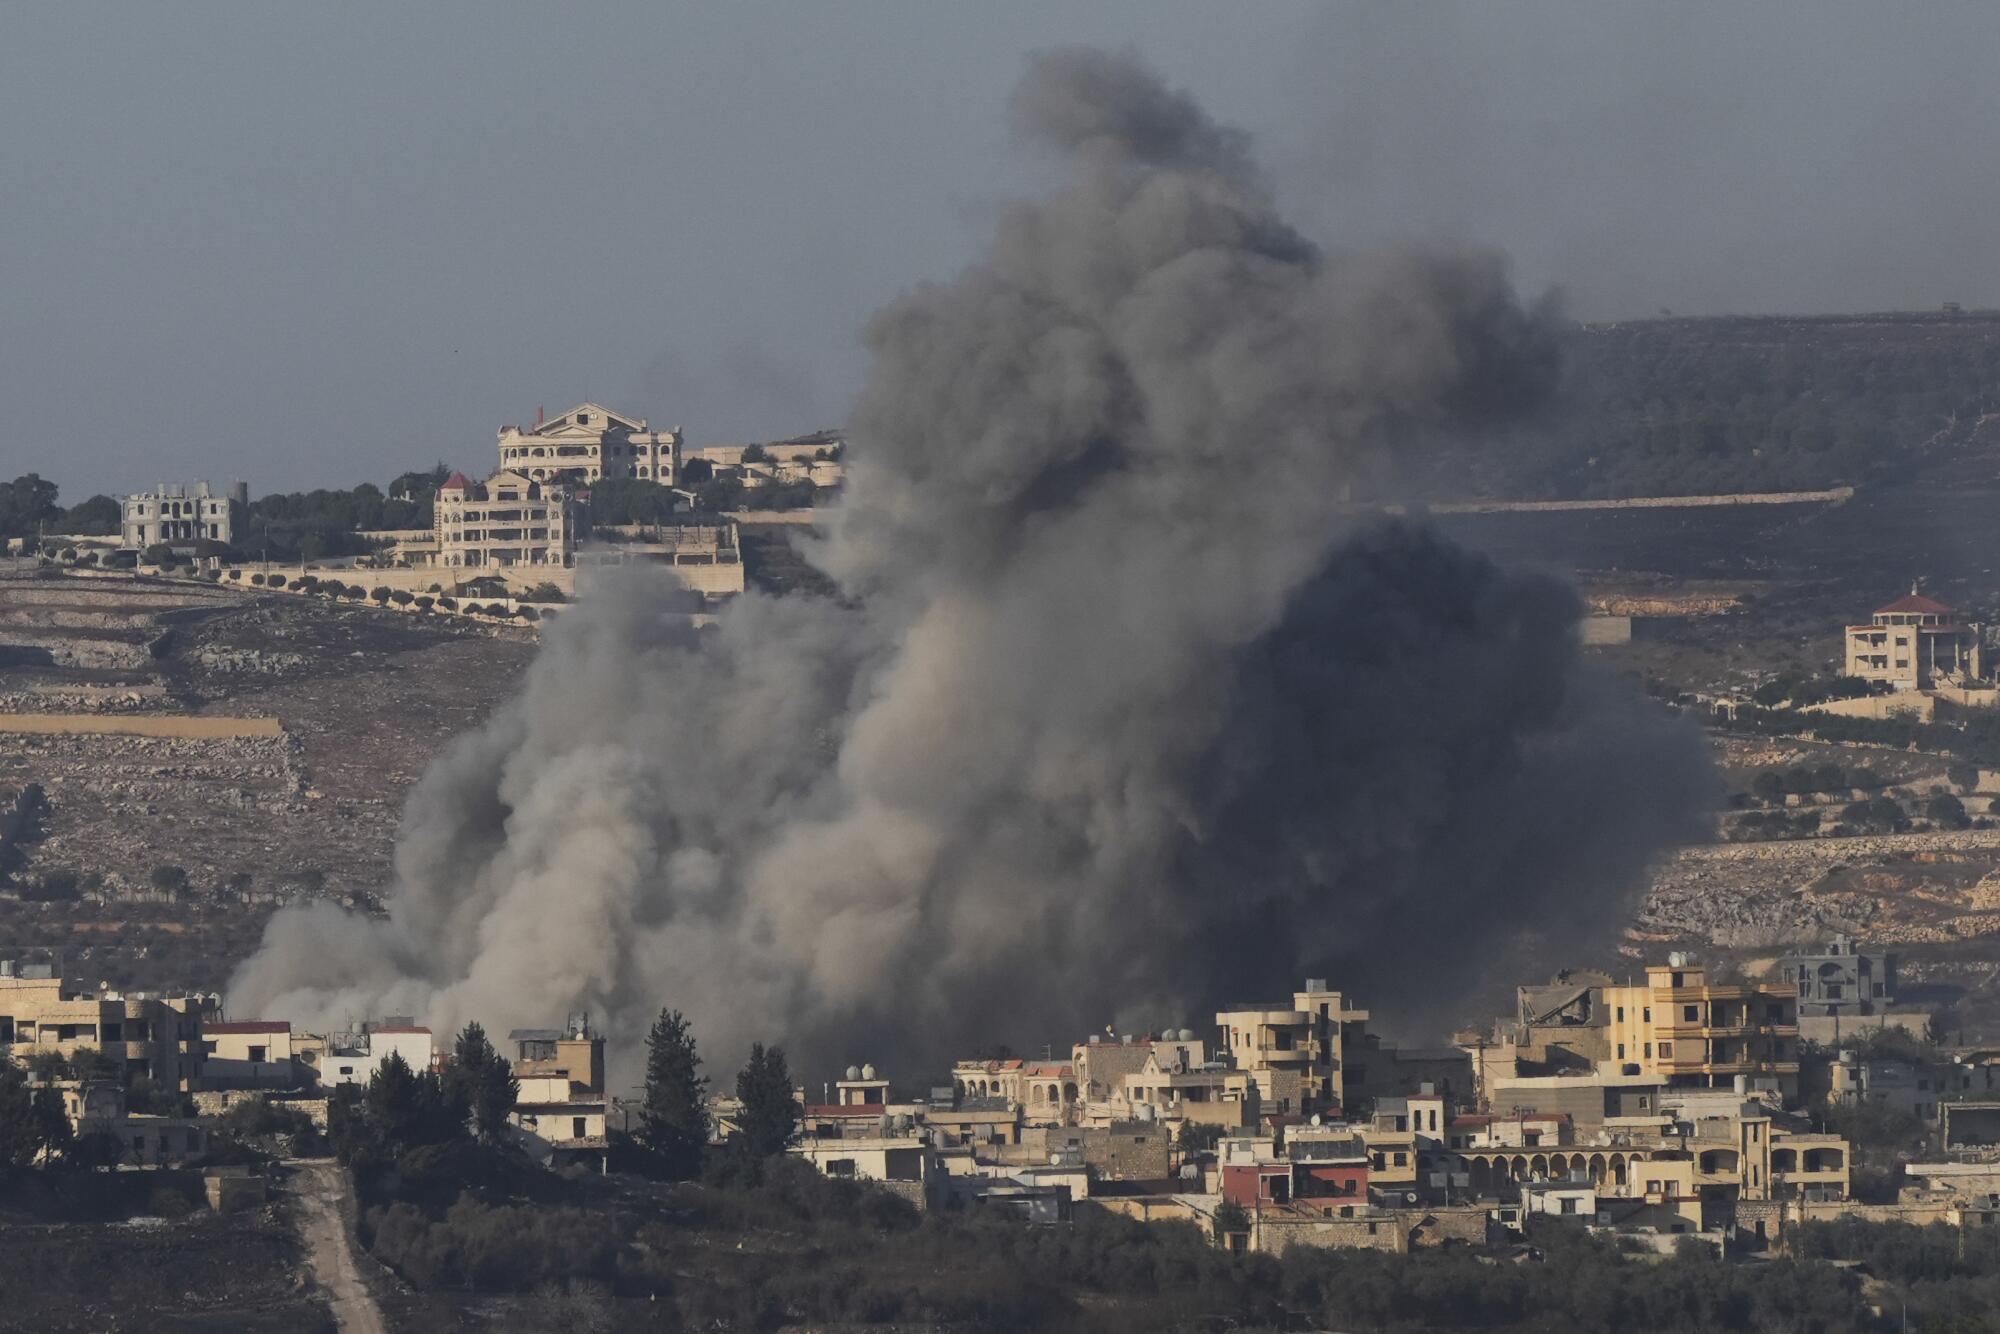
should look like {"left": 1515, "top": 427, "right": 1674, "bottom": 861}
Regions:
{"left": 1601, "top": 955, "right": 1800, "bottom": 1100}
{"left": 0, "top": 967, "right": 213, "bottom": 1092}
{"left": 1844, "top": 587, "right": 1984, "bottom": 691}
{"left": 433, "top": 468, "right": 577, "bottom": 570}
{"left": 1364, "top": 1090, "right": 1448, "bottom": 1189}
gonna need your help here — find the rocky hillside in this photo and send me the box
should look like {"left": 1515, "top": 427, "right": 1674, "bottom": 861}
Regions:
{"left": 1412, "top": 312, "right": 2000, "bottom": 500}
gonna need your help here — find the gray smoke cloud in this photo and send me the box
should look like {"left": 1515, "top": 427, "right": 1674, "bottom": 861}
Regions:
{"left": 231, "top": 48, "right": 1710, "bottom": 1075}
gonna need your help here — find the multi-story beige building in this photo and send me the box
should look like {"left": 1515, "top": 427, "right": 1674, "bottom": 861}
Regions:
{"left": 498, "top": 403, "right": 681, "bottom": 486}
{"left": 121, "top": 481, "right": 248, "bottom": 549}
{"left": 1845, "top": 586, "right": 1984, "bottom": 690}
{"left": 0, "top": 963, "right": 213, "bottom": 1091}
{"left": 1218, "top": 979, "right": 1371, "bottom": 1117}
{"left": 509, "top": 1015, "right": 609, "bottom": 1172}
{"left": 432, "top": 468, "right": 577, "bottom": 571}
{"left": 1124, "top": 1049, "right": 1257, "bottom": 1129}
{"left": 1601, "top": 955, "right": 1801, "bottom": 1100}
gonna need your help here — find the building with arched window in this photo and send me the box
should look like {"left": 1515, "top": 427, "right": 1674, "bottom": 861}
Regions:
{"left": 498, "top": 403, "right": 681, "bottom": 486}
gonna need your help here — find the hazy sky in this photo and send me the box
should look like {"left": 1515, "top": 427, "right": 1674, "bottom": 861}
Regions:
{"left": 6, "top": 3, "right": 1999, "bottom": 498}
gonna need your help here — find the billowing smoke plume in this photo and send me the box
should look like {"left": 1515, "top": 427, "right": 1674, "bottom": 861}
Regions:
{"left": 231, "top": 48, "right": 1710, "bottom": 1073}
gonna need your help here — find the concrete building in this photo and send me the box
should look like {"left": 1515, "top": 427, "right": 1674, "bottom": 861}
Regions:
{"left": 687, "top": 429, "right": 845, "bottom": 491}
{"left": 38, "top": 1077, "right": 211, "bottom": 1167}
{"left": 432, "top": 469, "right": 577, "bottom": 571}
{"left": 1069, "top": 1032, "right": 1204, "bottom": 1116}
{"left": 498, "top": 403, "right": 681, "bottom": 486}
{"left": 1783, "top": 935, "right": 1896, "bottom": 1018}
{"left": 121, "top": 481, "right": 247, "bottom": 550}
{"left": 1364, "top": 1090, "right": 1448, "bottom": 1195}
{"left": 200, "top": 1020, "right": 298, "bottom": 1088}
{"left": 791, "top": 1130, "right": 937, "bottom": 1207}
{"left": 1601, "top": 954, "right": 1801, "bottom": 1099}
{"left": 1220, "top": 1127, "right": 1372, "bottom": 1213}
{"left": 0, "top": 963, "right": 213, "bottom": 1091}
{"left": 1943, "top": 1101, "right": 2000, "bottom": 1150}
{"left": 1521, "top": 1178, "right": 1598, "bottom": 1221}
{"left": 1502, "top": 971, "right": 1617, "bottom": 1075}
{"left": 1218, "top": 980, "right": 1370, "bottom": 1118}
{"left": 314, "top": 1023, "right": 435, "bottom": 1088}
{"left": 1024, "top": 1121, "right": 1173, "bottom": 1182}
{"left": 1845, "top": 586, "right": 1985, "bottom": 691}
{"left": 1829, "top": 1050, "right": 1945, "bottom": 1122}
{"left": 573, "top": 517, "right": 747, "bottom": 598}
{"left": 509, "top": 1015, "right": 609, "bottom": 1172}
{"left": 1124, "top": 1048, "right": 1257, "bottom": 1129}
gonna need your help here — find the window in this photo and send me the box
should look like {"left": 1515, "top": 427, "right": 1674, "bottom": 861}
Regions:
{"left": 573, "top": 1116, "right": 587, "bottom": 1139}
{"left": 1643, "top": 1008, "right": 1651, "bottom": 1023}
{"left": 1617, "top": 1044, "right": 1626, "bottom": 1059}
{"left": 248, "top": 1045, "right": 267, "bottom": 1063}
{"left": 1560, "top": 1197, "right": 1577, "bottom": 1215}
{"left": 1683, "top": 1005, "right": 1699, "bottom": 1023}
{"left": 1659, "top": 1043, "right": 1673, "bottom": 1058}
{"left": 1616, "top": 1006, "right": 1624, "bottom": 1022}
{"left": 1644, "top": 1044, "right": 1652, "bottom": 1059}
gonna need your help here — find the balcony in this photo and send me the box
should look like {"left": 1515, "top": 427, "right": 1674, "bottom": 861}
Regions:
{"left": 1256, "top": 1047, "right": 1311, "bottom": 1064}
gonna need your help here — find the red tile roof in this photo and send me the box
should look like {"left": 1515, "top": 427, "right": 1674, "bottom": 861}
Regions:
{"left": 204, "top": 1020, "right": 289, "bottom": 1035}
{"left": 372, "top": 1026, "right": 431, "bottom": 1035}
{"left": 1875, "top": 592, "right": 1954, "bottom": 616}
{"left": 440, "top": 472, "right": 474, "bottom": 492}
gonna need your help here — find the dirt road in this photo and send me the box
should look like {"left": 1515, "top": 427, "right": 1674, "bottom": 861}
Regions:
{"left": 289, "top": 1159, "right": 388, "bottom": 1334}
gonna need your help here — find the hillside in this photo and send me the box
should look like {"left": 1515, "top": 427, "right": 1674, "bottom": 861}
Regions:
{"left": 1415, "top": 312, "right": 2000, "bottom": 500}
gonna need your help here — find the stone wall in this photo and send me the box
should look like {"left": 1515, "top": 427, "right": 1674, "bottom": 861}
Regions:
{"left": 1255, "top": 1211, "right": 1409, "bottom": 1256}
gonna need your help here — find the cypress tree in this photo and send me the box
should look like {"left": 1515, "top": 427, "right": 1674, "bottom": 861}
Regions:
{"left": 733, "top": 1042, "right": 800, "bottom": 1163}
{"left": 641, "top": 1008, "right": 708, "bottom": 1179}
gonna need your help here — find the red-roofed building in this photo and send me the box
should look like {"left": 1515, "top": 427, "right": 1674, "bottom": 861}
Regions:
{"left": 1845, "top": 584, "right": 1985, "bottom": 691}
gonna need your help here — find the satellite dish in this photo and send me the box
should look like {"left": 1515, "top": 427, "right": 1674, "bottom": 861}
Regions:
{"left": 845, "top": 1065, "right": 860, "bottom": 1081}
{"left": 1310, "top": 1114, "right": 1322, "bottom": 1126}
{"left": 861, "top": 1063, "right": 876, "bottom": 1080}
